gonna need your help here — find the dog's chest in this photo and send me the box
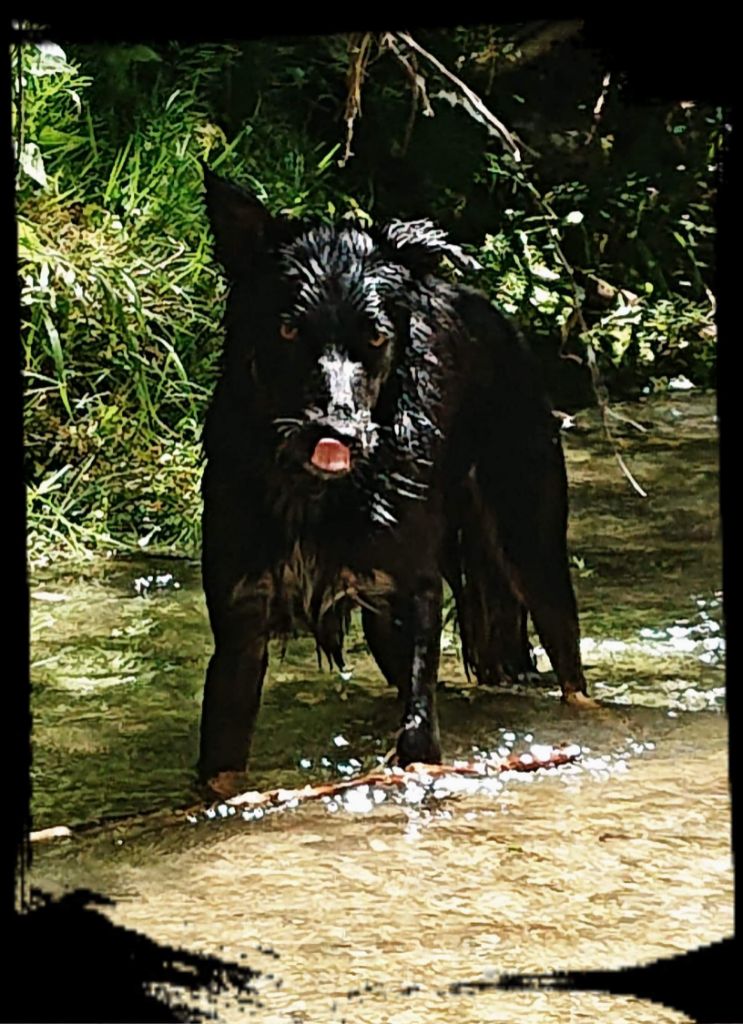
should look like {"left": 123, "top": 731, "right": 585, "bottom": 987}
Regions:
{"left": 279, "top": 541, "right": 394, "bottom": 625}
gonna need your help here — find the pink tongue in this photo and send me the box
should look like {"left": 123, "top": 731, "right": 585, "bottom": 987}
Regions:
{"left": 311, "top": 437, "right": 351, "bottom": 473}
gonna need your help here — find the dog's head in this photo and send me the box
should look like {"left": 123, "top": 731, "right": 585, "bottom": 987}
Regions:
{"left": 203, "top": 167, "right": 479, "bottom": 482}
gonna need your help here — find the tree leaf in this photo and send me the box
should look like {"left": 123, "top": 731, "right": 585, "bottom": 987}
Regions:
{"left": 20, "top": 143, "right": 47, "bottom": 187}
{"left": 38, "top": 127, "right": 87, "bottom": 150}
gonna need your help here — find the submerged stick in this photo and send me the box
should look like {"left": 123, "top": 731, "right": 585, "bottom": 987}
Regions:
{"left": 29, "top": 746, "right": 580, "bottom": 841}
{"left": 217, "top": 745, "right": 580, "bottom": 815}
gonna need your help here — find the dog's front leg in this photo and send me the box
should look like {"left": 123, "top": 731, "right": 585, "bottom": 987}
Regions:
{"left": 396, "top": 577, "right": 444, "bottom": 767}
{"left": 199, "top": 584, "right": 271, "bottom": 789}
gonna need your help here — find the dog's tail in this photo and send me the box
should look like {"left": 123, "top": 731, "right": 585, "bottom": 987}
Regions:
{"left": 445, "top": 496, "right": 535, "bottom": 686}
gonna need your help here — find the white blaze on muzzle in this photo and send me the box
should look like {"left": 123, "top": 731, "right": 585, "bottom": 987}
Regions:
{"left": 318, "top": 348, "right": 362, "bottom": 417}
{"left": 314, "top": 347, "right": 379, "bottom": 454}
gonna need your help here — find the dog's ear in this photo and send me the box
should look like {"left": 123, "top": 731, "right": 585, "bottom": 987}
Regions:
{"left": 381, "top": 219, "right": 482, "bottom": 277}
{"left": 202, "top": 164, "right": 275, "bottom": 277}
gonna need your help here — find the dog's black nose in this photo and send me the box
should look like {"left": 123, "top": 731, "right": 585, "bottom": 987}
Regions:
{"left": 328, "top": 398, "right": 355, "bottom": 419}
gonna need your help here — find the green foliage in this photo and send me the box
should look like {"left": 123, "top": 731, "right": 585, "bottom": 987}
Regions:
{"left": 16, "top": 40, "right": 364, "bottom": 563}
{"left": 472, "top": 105, "right": 719, "bottom": 387}
{"left": 16, "top": 31, "right": 720, "bottom": 563}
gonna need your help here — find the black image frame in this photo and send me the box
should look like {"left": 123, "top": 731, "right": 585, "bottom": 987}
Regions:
{"left": 6, "top": 12, "right": 738, "bottom": 1022}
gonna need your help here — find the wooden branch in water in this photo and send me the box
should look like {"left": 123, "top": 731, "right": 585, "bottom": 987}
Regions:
{"left": 220, "top": 745, "right": 580, "bottom": 814}
{"left": 28, "top": 747, "right": 580, "bottom": 842}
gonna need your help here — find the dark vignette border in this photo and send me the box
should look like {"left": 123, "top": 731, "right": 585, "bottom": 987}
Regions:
{"left": 6, "top": 11, "right": 738, "bottom": 1023}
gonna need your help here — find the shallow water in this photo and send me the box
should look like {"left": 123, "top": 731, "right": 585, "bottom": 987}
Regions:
{"left": 27, "top": 391, "right": 729, "bottom": 1022}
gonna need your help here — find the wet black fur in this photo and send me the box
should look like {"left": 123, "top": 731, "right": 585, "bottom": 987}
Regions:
{"left": 199, "top": 168, "right": 588, "bottom": 780}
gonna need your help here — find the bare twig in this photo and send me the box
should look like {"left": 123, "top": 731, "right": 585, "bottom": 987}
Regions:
{"left": 218, "top": 746, "right": 581, "bottom": 813}
{"left": 339, "top": 32, "right": 374, "bottom": 168}
{"left": 394, "top": 30, "right": 523, "bottom": 162}
{"left": 401, "top": 72, "right": 419, "bottom": 157}
{"left": 382, "top": 33, "right": 434, "bottom": 157}
{"left": 587, "top": 71, "right": 612, "bottom": 144}
{"left": 339, "top": 29, "right": 645, "bottom": 496}
{"left": 29, "top": 747, "right": 581, "bottom": 841}
{"left": 606, "top": 406, "right": 648, "bottom": 434}
{"left": 507, "top": 170, "right": 648, "bottom": 494}
{"left": 383, "top": 34, "right": 434, "bottom": 117}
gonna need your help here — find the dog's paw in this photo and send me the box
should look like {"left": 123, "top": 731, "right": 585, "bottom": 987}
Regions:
{"left": 563, "top": 689, "right": 600, "bottom": 710}
{"left": 202, "top": 770, "right": 251, "bottom": 801}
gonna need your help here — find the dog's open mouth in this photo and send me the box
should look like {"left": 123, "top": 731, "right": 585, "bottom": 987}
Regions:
{"left": 309, "top": 437, "right": 352, "bottom": 476}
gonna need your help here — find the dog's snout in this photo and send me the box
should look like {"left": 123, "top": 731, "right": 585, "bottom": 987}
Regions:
{"left": 328, "top": 396, "right": 355, "bottom": 419}
{"left": 319, "top": 348, "right": 362, "bottom": 419}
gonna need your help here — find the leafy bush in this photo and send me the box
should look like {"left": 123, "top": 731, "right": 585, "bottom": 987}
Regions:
{"left": 16, "top": 32, "right": 720, "bottom": 563}
{"left": 16, "top": 41, "right": 365, "bottom": 563}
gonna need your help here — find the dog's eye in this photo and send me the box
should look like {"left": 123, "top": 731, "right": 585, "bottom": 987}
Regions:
{"left": 370, "top": 334, "right": 388, "bottom": 348}
{"left": 280, "top": 323, "right": 299, "bottom": 341}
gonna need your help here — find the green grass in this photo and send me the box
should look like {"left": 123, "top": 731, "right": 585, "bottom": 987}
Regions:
{"left": 16, "top": 41, "right": 362, "bottom": 564}
{"left": 16, "top": 36, "right": 719, "bottom": 564}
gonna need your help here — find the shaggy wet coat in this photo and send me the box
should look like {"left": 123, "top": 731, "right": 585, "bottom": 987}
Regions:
{"left": 199, "top": 168, "right": 589, "bottom": 782}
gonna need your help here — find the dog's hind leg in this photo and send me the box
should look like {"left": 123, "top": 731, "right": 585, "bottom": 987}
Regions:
{"left": 505, "top": 552, "right": 589, "bottom": 703}
{"left": 475, "top": 437, "right": 592, "bottom": 705}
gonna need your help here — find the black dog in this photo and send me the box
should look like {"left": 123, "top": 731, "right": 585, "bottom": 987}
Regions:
{"left": 198, "top": 168, "right": 593, "bottom": 789}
